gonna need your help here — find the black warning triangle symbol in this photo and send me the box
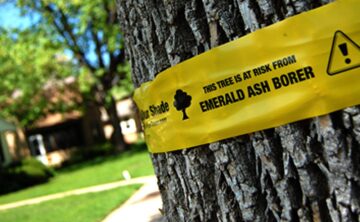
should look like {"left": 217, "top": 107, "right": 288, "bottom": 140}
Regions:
{"left": 327, "top": 30, "right": 360, "bottom": 75}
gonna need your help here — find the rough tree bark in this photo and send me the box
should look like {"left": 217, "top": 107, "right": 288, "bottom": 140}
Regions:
{"left": 117, "top": 0, "right": 360, "bottom": 221}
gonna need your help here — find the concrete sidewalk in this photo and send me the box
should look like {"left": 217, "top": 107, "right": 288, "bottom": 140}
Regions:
{"left": 102, "top": 177, "right": 164, "bottom": 222}
{"left": 0, "top": 176, "right": 155, "bottom": 211}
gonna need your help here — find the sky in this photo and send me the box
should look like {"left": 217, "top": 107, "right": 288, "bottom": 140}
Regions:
{"left": 0, "top": 2, "right": 37, "bottom": 29}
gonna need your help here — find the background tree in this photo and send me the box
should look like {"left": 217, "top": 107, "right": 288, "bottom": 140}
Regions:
{"left": 16, "top": 0, "right": 131, "bottom": 150}
{"left": 118, "top": 0, "right": 360, "bottom": 221}
{"left": 0, "top": 27, "right": 78, "bottom": 126}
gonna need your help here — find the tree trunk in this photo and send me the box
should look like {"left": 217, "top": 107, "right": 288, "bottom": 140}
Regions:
{"left": 91, "top": 85, "right": 127, "bottom": 152}
{"left": 106, "top": 95, "right": 128, "bottom": 152}
{"left": 117, "top": 0, "right": 360, "bottom": 221}
{"left": 82, "top": 101, "right": 106, "bottom": 146}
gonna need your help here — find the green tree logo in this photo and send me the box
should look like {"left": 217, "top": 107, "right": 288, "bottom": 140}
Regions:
{"left": 173, "top": 89, "right": 192, "bottom": 120}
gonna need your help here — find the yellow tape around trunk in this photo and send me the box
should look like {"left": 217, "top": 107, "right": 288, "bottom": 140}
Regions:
{"left": 134, "top": 0, "right": 360, "bottom": 153}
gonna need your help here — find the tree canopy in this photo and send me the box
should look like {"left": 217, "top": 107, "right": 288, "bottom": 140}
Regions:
{"left": 0, "top": 26, "right": 78, "bottom": 125}
{"left": 0, "top": 0, "right": 132, "bottom": 148}
{"left": 17, "top": 0, "right": 131, "bottom": 100}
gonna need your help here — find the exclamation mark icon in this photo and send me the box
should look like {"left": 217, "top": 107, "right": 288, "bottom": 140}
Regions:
{"left": 327, "top": 31, "right": 360, "bottom": 75}
{"left": 338, "top": 43, "right": 351, "bottom": 64}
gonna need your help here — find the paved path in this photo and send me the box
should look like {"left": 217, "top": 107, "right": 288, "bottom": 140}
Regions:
{"left": 102, "top": 177, "right": 164, "bottom": 222}
{"left": 0, "top": 176, "right": 156, "bottom": 211}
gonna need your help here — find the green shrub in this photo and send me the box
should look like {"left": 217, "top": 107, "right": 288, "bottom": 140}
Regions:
{"left": 0, "top": 158, "right": 55, "bottom": 195}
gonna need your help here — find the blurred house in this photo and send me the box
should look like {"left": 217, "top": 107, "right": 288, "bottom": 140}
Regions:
{"left": 0, "top": 118, "right": 29, "bottom": 166}
{"left": 4, "top": 76, "right": 142, "bottom": 167}
{"left": 24, "top": 77, "right": 142, "bottom": 166}
{"left": 26, "top": 110, "right": 91, "bottom": 166}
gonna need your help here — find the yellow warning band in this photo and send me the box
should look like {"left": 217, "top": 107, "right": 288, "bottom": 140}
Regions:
{"left": 134, "top": 0, "right": 360, "bottom": 153}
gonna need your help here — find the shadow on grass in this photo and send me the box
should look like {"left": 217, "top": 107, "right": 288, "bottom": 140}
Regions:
{"left": 57, "top": 141, "right": 149, "bottom": 174}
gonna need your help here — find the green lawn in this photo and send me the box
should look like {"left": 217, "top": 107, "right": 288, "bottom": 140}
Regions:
{"left": 0, "top": 143, "right": 154, "bottom": 205}
{"left": 0, "top": 185, "right": 141, "bottom": 222}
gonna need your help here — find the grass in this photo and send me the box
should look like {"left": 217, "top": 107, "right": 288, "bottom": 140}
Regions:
{"left": 0, "top": 142, "right": 154, "bottom": 205}
{"left": 0, "top": 185, "right": 141, "bottom": 222}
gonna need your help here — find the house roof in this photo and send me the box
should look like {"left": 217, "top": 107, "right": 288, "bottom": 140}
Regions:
{"left": 0, "top": 118, "right": 16, "bottom": 132}
{"left": 31, "top": 111, "right": 82, "bottom": 128}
